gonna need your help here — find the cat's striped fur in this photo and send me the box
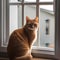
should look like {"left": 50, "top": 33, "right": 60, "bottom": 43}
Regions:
{"left": 7, "top": 16, "right": 39, "bottom": 60}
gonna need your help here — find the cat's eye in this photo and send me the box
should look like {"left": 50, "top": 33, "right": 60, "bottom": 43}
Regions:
{"left": 34, "top": 24, "right": 37, "bottom": 27}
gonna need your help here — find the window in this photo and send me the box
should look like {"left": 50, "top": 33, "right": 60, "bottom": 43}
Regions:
{"left": 45, "top": 19, "right": 50, "bottom": 35}
{"left": 9, "top": 0, "right": 55, "bottom": 56}
{"left": 0, "top": 0, "right": 56, "bottom": 58}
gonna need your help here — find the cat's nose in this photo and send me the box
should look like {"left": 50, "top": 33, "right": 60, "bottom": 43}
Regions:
{"left": 31, "top": 25, "right": 34, "bottom": 28}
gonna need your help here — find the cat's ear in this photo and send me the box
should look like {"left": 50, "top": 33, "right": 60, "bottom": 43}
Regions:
{"left": 35, "top": 17, "right": 39, "bottom": 23}
{"left": 26, "top": 16, "right": 30, "bottom": 22}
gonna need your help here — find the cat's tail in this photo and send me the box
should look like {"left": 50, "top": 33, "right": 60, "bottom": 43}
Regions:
{"left": 15, "top": 55, "right": 32, "bottom": 60}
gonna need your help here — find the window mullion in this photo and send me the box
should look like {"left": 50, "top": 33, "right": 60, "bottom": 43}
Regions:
{"left": 36, "top": 0, "right": 40, "bottom": 46}
{"left": 39, "top": 2, "right": 53, "bottom": 5}
{"left": 1, "top": 0, "right": 7, "bottom": 46}
{"left": 22, "top": 0, "right": 24, "bottom": 26}
{"left": 36, "top": 0, "right": 39, "bottom": 17}
{"left": 6, "top": 0, "right": 9, "bottom": 45}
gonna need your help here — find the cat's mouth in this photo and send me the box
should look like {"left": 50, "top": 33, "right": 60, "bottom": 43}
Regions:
{"left": 27, "top": 23, "right": 38, "bottom": 31}
{"left": 28, "top": 27, "right": 36, "bottom": 30}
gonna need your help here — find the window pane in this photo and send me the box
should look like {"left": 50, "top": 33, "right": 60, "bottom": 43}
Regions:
{"left": 9, "top": 0, "right": 22, "bottom": 3}
{"left": 39, "top": 5, "right": 55, "bottom": 49}
{"left": 24, "top": 0, "right": 36, "bottom": 2}
{"left": 24, "top": 5, "right": 36, "bottom": 24}
{"left": 39, "top": 0, "right": 53, "bottom": 2}
{"left": 9, "top": 5, "right": 22, "bottom": 34}
{"left": 40, "top": 5, "right": 53, "bottom": 11}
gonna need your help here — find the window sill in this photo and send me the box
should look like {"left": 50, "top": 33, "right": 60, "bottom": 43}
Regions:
{"left": 32, "top": 46, "right": 54, "bottom": 51}
{"left": 32, "top": 46, "right": 55, "bottom": 59}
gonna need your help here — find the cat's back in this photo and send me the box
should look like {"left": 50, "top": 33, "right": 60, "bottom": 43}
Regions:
{"left": 9, "top": 28, "right": 25, "bottom": 40}
{"left": 8, "top": 28, "right": 23, "bottom": 43}
{"left": 7, "top": 28, "right": 28, "bottom": 48}
{"left": 7, "top": 28, "right": 29, "bottom": 57}
{"left": 12, "top": 28, "right": 23, "bottom": 35}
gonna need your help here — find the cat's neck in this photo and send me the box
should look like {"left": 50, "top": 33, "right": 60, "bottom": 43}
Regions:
{"left": 23, "top": 26, "right": 37, "bottom": 36}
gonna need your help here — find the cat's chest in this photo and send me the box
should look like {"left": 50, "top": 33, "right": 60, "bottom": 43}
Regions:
{"left": 28, "top": 32, "right": 37, "bottom": 46}
{"left": 32, "top": 33, "right": 37, "bottom": 44}
{"left": 29, "top": 32, "right": 37, "bottom": 40}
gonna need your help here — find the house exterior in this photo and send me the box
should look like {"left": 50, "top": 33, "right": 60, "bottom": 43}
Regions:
{"left": 10, "top": 5, "right": 55, "bottom": 48}
{"left": 40, "top": 8, "right": 55, "bottom": 47}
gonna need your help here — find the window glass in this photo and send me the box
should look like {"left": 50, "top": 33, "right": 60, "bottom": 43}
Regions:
{"left": 9, "top": 5, "right": 22, "bottom": 34}
{"left": 40, "top": 5, "right": 53, "bottom": 11}
{"left": 9, "top": 0, "right": 22, "bottom": 3}
{"left": 24, "top": 0, "right": 36, "bottom": 2}
{"left": 24, "top": 5, "right": 36, "bottom": 25}
{"left": 39, "top": 5, "right": 55, "bottom": 49}
{"left": 39, "top": 0, "right": 53, "bottom": 2}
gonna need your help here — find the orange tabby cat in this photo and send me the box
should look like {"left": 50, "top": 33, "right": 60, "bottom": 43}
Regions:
{"left": 7, "top": 16, "right": 39, "bottom": 60}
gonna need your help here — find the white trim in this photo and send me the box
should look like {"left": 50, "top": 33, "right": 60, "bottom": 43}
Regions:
{"left": 1, "top": 0, "right": 4, "bottom": 47}
{"left": 1, "top": 0, "right": 7, "bottom": 47}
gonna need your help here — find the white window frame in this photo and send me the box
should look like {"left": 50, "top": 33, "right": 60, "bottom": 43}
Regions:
{"left": 0, "top": 0, "right": 9, "bottom": 52}
{"left": 1, "top": 0, "right": 60, "bottom": 59}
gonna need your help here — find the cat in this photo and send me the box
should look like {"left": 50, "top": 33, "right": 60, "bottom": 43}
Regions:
{"left": 7, "top": 16, "right": 39, "bottom": 60}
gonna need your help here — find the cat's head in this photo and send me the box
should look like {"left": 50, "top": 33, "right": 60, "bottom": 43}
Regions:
{"left": 25, "top": 16, "right": 39, "bottom": 31}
